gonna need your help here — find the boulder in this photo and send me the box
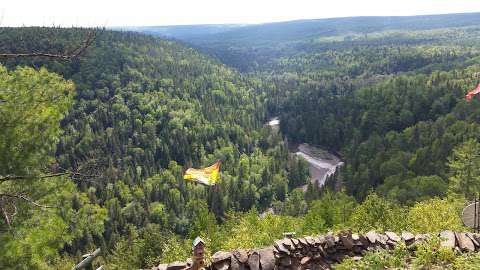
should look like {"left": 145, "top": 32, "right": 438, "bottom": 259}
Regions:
{"left": 325, "top": 234, "right": 335, "bottom": 248}
{"left": 456, "top": 232, "right": 475, "bottom": 252}
{"left": 213, "top": 261, "right": 230, "bottom": 270}
{"left": 258, "top": 247, "right": 275, "bottom": 270}
{"left": 166, "top": 262, "right": 186, "bottom": 270}
{"left": 305, "top": 236, "right": 316, "bottom": 246}
{"left": 279, "top": 256, "right": 292, "bottom": 266}
{"left": 352, "top": 233, "right": 360, "bottom": 241}
{"left": 212, "top": 251, "right": 231, "bottom": 264}
{"left": 281, "top": 238, "right": 295, "bottom": 250}
{"left": 358, "top": 234, "right": 370, "bottom": 247}
{"left": 247, "top": 251, "right": 260, "bottom": 270}
{"left": 298, "top": 237, "right": 308, "bottom": 246}
{"left": 377, "top": 234, "right": 387, "bottom": 245}
{"left": 316, "top": 235, "right": 326, "bottom": 245}
{"left": 291, "top": 238, "right": 300, "bottom": 247}
{"left": 232, "top": 249, "right": 249, "bottom": 264}
{"left": 365, "top": 231, "right": 378, "bottom": 244}
{"left": 440, "top": 231, "right": 456, "bottom": 249}
{"left": 157, "top": 264, "right": 168, "bottom": 270}
{"left": 385, "top": 231, "right": 400, "bottom": 242}
{"left": 466, "top": 232, "right": 480, "bottom": 248}
{"left": 300, "top": 256, "right": 311, "bottom": 265}
{"left": 273, "top": 240, "right": 290, "bottom": 255}
{"left": 401, "top": 231, "right": 415, "bottom": 242}
{"left": 415, "top": 233, "right": 430, "bottom": 243}
{"left": 339, "top": 232, "right": 354, "bottom": 249}
{"left": 230, "top": 256, "right": 241, "bottom": 270}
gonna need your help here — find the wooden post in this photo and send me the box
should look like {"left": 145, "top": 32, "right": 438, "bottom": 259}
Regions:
{"left": 71, "top": 248, "right": 101, "bottom": 270}
{"left": 191, "top": 237, "right": 205, "bottom": 270}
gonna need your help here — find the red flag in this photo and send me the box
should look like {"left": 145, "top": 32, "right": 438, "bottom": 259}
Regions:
{"left": 466, "top": 83, "right": 480, "bottom": 101}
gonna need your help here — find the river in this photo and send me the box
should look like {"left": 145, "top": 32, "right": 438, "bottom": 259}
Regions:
{"left": 267, "top": 117, "right": 344, "bottom": 189}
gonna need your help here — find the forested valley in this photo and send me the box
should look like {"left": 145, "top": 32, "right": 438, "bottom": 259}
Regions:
{"left": 3, "top": 12, "right": 480, "bottom": 269}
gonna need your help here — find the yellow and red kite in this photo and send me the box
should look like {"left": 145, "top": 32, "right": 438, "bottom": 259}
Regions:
{"left": 183, "top": 161, "right": 221, "bottom": 186}
{"left": 466, "top": 83, "right": 480, "bottom": 101}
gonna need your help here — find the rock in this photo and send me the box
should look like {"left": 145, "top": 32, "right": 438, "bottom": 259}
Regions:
{"left": 352, "top": 233, "right": 360, "bottom": 241}
{"left": 290, "top": 258, "right": 302, "bottom": 270}
{"left": 385, "top": 231, "right": 400, "bottom": 242}
{"left": 157, "top": 264, "right": 168, "bottom": 270}
{"left": 212, "top": 251, "right": 231, "bottom": 263}
{"left": 456, "top": 232, "right": 475, "bottom": 252}
{"left": 377, "top": 234, "right": 387, "bottom": 245}
{"left": 415, "top": 233, "right": 429, "bottom": 242}
{"left": 273, "top": 240, "right": 290, "bottom": 255}
{"left": 300, "top": 256, "right": 311, "bottom": 265}
{"left": 232, "top": 249, "right": 249, "bottom": 264}
{"left": 213, "top": 260, "right": 230, "bottom": 270}
{"left": 440, "top": 231, "right": 456, "bottom": 249}
{"left": 365, "top": 231, "right": 378, "bottom": 244}
{"left": 281, "top": 238, "right": 295, "bottom": 250}
{"left": 316, "top": 235, "right": 326, "bottom": 245}
{"left": 401, "top": 231, "right": 415, "bottom": 242}
{"left": 325, "top": 234, "right": 335, "bottom": 248}
{"left": 305, "top": 236, "right": 316, "bottom": 246}
{"left": 298, "top": 237, "right": 308, "bottom": 246}
{"left": 339, "top": 232, "right": 354, "bottom": 249}
{"left": 334, "top": 236, "right": 340, "bottom": 243}
{"left": 279, "top": 256, "right": 292, "bottom": 266}
{"left": 166, "top": 262, "right": 186, "bottom": 270}
{"left": 258, "top": 247, "right": 275, "bottom": 270}
{"left": 247, "top": 251, "right": 260, "bottom": 270}
{"left": 358, "top": 234, "right": 370, "bottom": 246}
{"left": 466, "top": 233, "right": 480, "bottom": 248}
{"left": 230, "top": 256, "right": 241, "bottom": 270}
{"left": 291, "top": 238, "right": 300, "bottom": 247}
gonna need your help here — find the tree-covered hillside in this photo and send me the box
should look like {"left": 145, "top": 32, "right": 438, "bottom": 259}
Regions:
{"left": 131, "top": 12, "right": 480, "bottom": 71}
{"left": 0, "top": 28, "right": 308, "bottom": 269}
{"left": 4, "top": 12, "right": 480, "bottom": 270}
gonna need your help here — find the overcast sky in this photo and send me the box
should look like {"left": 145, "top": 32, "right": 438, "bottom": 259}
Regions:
{"left": 2, "top": 0, "right": 480, "bottom": 27}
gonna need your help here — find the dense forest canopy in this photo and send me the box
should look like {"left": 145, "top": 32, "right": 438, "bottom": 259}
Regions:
{"left": 3, "top": 11, "right": 480, "bottom": 269}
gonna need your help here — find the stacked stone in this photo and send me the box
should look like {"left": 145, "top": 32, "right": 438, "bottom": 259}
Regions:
{"left": 150, "top": 231, "right": 480, "bottom": 270}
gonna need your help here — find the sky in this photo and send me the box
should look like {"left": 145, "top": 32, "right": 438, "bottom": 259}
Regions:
{"left": 1, "top": 0, "right": 480, "bottom": 27}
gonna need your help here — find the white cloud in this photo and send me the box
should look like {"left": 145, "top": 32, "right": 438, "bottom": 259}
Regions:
{"left": 1, "top": 0, "right": 480, "bottom": 27}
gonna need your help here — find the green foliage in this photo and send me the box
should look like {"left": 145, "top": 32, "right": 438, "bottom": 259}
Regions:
{"left": 350, "top": 193, "right": 407, "bottom": 233}
{"left": 218, "top": 209, "right": 304, "bottom": 250}
{"left": 0, "top": 65, "right": 74, "bottom": 176}
{"left": 412, "top": 236, "right": 457, "bottom": 269}
{"left": 335, "top": 242, "right": 409, "bottom": 270}
{"left": 447, "top": 139, "right": 480, "bottom": 200}
{"left": 302, "top": 191, "right": 356, "bottom": 234}
{"left": 407, "top": 198, "right": 466, "bottom": 233}
{"left": 335, "top": 237, "right": 461, "bottom": 270}
{"left": 108, "top": 224, "right": 190, "bottom": 270}
{"left": 4, "top": 17, "right": 480, "bottom": 269}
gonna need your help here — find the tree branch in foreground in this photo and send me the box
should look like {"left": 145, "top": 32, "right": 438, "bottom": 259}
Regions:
{"left": 0, "top": 30, "right": 97, "bottom": 60}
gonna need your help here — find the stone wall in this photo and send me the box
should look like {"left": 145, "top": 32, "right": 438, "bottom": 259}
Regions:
{"left": 151, "top": 230, "right": 480, "bottom": 270}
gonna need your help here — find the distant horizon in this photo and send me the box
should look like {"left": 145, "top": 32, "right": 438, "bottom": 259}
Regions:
{"left": 2, "top": 0, "right": 480, "bottom": 27}
{"left": 115, "top": 11, "right": 480, "bottom": 28}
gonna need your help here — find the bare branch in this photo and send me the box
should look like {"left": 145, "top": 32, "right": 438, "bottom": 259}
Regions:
{"left": 0, "top": 30, "right": 97, "bottom": 60}
{"left": 0, "top": 197, "right": 12, "bottom": 227}
{"left": 0, "top": 193, "right": 55, "bottom": 208}
{"left": 0, "top": 172, "right": 68, "bottom": 182}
